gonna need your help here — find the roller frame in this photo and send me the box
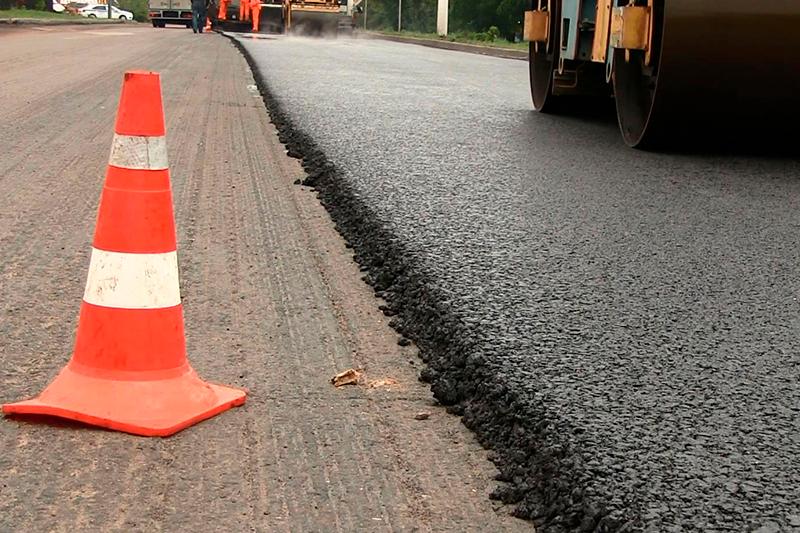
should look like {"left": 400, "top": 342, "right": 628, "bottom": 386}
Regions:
{"left": 524, "top": 0, "right": 800, "bottom": 148}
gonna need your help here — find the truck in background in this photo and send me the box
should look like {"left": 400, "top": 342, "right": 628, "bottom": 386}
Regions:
{"left": 149, "top": 0, "right": 193, "bottom": 27}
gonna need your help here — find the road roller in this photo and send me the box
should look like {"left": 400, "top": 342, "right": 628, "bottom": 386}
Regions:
{"left": 286, "top": 0, "right": 354, "bottom": 36}
{"left": 524, "top": 1, "right": 800, "bottom": 148}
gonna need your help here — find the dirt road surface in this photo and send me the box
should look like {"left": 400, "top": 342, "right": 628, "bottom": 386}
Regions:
{"left": 0, "top": 25, "right": 528, "bottom": 532}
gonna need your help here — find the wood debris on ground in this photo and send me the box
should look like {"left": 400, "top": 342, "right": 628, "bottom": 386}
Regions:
{"left": 331, "top": 368, "right": 363, "bottom": 387}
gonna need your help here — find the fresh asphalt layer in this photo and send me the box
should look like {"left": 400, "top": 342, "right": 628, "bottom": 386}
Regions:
{"left": 234, "top": 34, "right": 800, "bottom": 532}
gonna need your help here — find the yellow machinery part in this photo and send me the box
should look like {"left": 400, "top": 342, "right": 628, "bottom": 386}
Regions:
{"left": 286, "top": 0, "right": 341, "bottom": 34}
{"left": 591, "top": 0, "right": 612, "bottom": 63}
{"left": 523, "top": 10, "right": 549, "bottom": 43}
{"left": 613, "top": 0, "right": 800, "bottom": 148}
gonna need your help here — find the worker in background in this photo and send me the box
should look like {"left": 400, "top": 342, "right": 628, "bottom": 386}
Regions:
{"left": 239, "top": 0, "right": 250, "bottom": 22}
{"left": 204, "top": 0, "right": 215, "bottom": 28}
{"left": 191, "top": 0, "right": 207, "bottom": 33}
{"left": 217, "top": 0, "right": 229, "bottom": 21}
{"left": 249, "top": 0, "right": 260, "bottom": 32}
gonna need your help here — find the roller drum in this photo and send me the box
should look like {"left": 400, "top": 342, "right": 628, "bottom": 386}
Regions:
{"left": 260, "top": 5, "right": 285, "bottom": 33}
{"left": 528, "top": 0, "right": 561, "bottom": 111}
{"left": 613, "top": 0, "right": 800, "bottom": 148}
{"left": 289, "top": 10, "right": 340, "bottom": 36}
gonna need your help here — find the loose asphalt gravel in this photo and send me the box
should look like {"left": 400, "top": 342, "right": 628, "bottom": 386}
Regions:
{"left": 234, "top": 34, "right": 800, "bottom": 532}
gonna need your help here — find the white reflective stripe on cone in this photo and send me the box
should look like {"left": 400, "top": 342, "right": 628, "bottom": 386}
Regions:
{"left": 83, "top": 248, "right": 181, "bottom": 309}
{"left": 108, "top": 134, "right": 169, "bottom": 171}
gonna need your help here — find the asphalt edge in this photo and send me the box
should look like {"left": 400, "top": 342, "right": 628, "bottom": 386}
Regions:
{"left": 359, "top": 31, "right": 527, "bottom": 61}
{"left": 223, "top": 32, "right": 641, "bottom": 533}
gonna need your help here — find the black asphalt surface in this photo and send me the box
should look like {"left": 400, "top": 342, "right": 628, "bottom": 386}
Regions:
{"left": 233, "top": 34, "right": 800, "bottom": 532}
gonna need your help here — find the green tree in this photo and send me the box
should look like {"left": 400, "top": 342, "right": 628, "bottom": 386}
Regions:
{"left": 360, "top": 0, "right": 526, "bottom": 41}
{"left": 118, "top": 0, "right": 148, "bottom": 21}
{"left": 451, "top": 0, "right": 525, "bottom": 39}
{"left": 495, "top": 0, "right": 525, "bottom": 39}
{"left": 361, "top": 0, "right": 435, "bottom": 32}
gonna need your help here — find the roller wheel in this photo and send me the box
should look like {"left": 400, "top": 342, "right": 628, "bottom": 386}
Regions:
{"left": 529, "top": 0, "right": 561, "bottom": 112}
{"left": 612, "top": 0, "right": 664, "bottom": 148}
{"left": 612, "top": 1, "right": 800, "bottom": 149}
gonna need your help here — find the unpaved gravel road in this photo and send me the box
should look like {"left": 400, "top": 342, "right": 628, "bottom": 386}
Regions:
{"left": 0, "top": 25, "right": 528, "bottom": 532}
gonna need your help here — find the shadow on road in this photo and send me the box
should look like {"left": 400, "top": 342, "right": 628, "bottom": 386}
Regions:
{"left": 523, "top": 97, "right": 799, "bottom": 160}
{"left": 4, "top": 413, "right": 109, "bottom": 433}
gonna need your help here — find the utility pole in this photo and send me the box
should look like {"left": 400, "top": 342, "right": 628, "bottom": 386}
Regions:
{"left": 397, "top": 0, "right": 401, "bottom": 32}
{"left": 107, "top": 0, "right": 111, "bottom": 19}
{"left": 437, "top": 0, "right": 448, "bottom": 36}
{"left": 364, "top": 0, "right": 368, "bottom": 30}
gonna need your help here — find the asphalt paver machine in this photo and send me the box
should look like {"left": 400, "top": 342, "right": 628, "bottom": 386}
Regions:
{"left": 285, "top": 0, "right": 354, "bottom": 35}
{"left": 217, "top": 0, "right": 352, "bottom": 35}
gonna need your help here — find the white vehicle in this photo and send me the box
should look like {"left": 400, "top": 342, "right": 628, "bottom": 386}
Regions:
{"left": 80, "top": 4, "right": 133, "bottom": 19}
{"left": 51, "top": 1, "right": 66, "bottom": 12}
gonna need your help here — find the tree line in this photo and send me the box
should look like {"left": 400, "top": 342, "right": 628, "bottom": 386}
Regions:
{"left": 362, "top": 0, "right": 527, "bottom": 41}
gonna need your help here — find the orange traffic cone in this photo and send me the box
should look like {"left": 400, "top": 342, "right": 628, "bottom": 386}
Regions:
{"left": 2, "top": 71, "right": 246, "bottom": 437}
{"left": 204, "top": 16, "right": 211, "bottom": 31}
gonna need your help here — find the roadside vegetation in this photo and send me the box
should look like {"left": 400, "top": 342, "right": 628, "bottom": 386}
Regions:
{"left": 117, "top": 0, "right": 146, "bottom": 21}
{"left": 377, "top": 28, "right": 528, "bottom": 51}
{"left": 0, "top": 0, "right": 147, "bottom": 21}
{"left": 0, "top": 7, "right": 72, "bottom": 17}
{"left": 358, "top": 0, "right": 527, "bottom": 44}
{"left": 0, "top": 0, "right": 50, "bottom": 11}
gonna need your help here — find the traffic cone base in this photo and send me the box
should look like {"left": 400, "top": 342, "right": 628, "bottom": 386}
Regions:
{"left": 3, "top": 364, "right": 246, "bottom": 437}
{"left": 2, "top": 71, "right": 246, "bottom": 437}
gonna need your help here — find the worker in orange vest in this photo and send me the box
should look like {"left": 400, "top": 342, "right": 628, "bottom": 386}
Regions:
{"left": 239, "top": 0, "right": 249, "bottom": 22}
{"left": 217, "top": 0, "right": 229, "bottom": 20}
{"left": 249, "top": 0, "right": 260, "bottom": 32}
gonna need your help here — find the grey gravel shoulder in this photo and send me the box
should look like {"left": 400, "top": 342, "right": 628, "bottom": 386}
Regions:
{"left": 360, "top": 31, "right": 528, "bottom": 61}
